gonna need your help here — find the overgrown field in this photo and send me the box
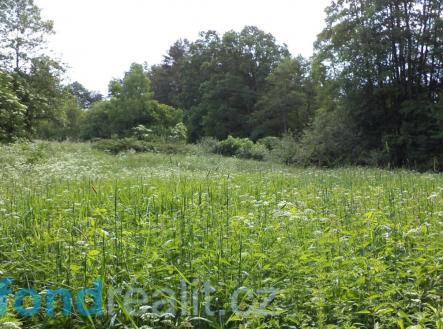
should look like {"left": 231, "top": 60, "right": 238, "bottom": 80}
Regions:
{"left": 0, "top": 142, "right": 442, "bottom": 329}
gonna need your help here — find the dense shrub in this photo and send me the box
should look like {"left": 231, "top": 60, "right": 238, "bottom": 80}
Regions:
{"left": 92, "top": 138, "right": 197, "bottom": 155}
{"left": 80, "top": 64, "right": 183, "bottom": 141}
{"left": 215, "top": 136, "right": 251, "bottom": 156}
{"left": 295, "top": 107, "right": 359, "bottom": 166}
{"left": 268, "top": 133, "right": 299, "bottom": 164}
{"left": 131, "top": 122, "right": 188, "bottom": 144}
{"left": 168, "top": 122, "right": 188, "bottom": 143}
{"left": 256, "top": 136, "right": 281, "bottom": 151}
{"left": 213, "top": 136, "right": 268, "bottom": 161}
{"left": 197, "top": 137, "right": 221, "bottom": 154}
{"left": 131, "top": 125, "right": 154, "bottom": 141}
{"left": 0, "top": 72, "right": 27, "bottom": 143}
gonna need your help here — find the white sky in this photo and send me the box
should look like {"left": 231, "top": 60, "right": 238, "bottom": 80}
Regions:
{"left": 34, "top": 0, "right": 331, "bottom": 94}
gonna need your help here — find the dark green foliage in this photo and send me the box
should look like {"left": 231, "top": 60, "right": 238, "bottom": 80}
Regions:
{"left": 68, "top": 81, "right": 102, "bottom": 109}
{"left": 256, "top": 136, "right": 281, "bottom": 151}
{"left": 1, "top": 0, "right": 442, "bottom": 170}
{"left": 305, "top": 0, "right": 443, "bottom": 170}
{"left": 0, "top": 0, "right": 53, "bottom": 71}
{"left": 111, "top": 63, "right": 182, "bottom": 134}
{"left": 79, "top": 101, "right": 111, "bottom": 140}
{"left": 152, "top": 27, "right": 290, "bottom": 141}
{"left": 197, "top": 73, "right": 256, "bottom": 139}
{"left": 394, "top": 99, "right": 443, "bottom": 170}
{"left": 11, "top": 56, "right": 83, "bottom": 140}
{"left": 267, "top": 133, "right": 300, "bottom": 165}
{"left": 252, "top": 56, "right": 315, "bottom": 139}
{"left": 0, "top": 71, "right": 26, "bottom": 142}
{"left": 0, "top": 0, "right": 71, "bottom": 143}
{"left": 149, "top": 40, "right": 189, "bottom": 107}
{"left": 81, "top": 63, "right": 183, "bottom": 140}
{"left": 92, "top": 137, "right": 197, "bottom": 155}
{"left": 196, "top": 136, "right": 221, "bottom": 154}
{"left": 296, "top": 106, "right": 359, "bottom": 166}
{"left": 214, "top": 135, "right": 268, "bottom": 160}
{"left": 35, "top": 90, "right": 83, "bottom": 140}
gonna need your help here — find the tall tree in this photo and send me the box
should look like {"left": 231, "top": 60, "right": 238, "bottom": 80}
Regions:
{"left": 252, "top": 56, "right": 315, "bottom": 139}
{"left": 0, "top": 0, "right": 72, "bottom": 141}
{"left": 0, "top": 70, "right": 26, "bottom": 142}
{"left": 81, "top": 63, "right": 183, "bottom": 139}
{"left": 0, "top": 0, "right": 54, "bottom": 72}
{"left": 149, "top": 39, "right": 189, "bottom": 106}
{"left": 68, "top": 81, "right": 103, "bottom": 109}
{"left": 312, "top": 0, "right": 443, "bottom": 168}
{"left": 174, "top": 26, "right": 289, "bottom": 141}
{"left": 13, "top": 56, "right": 66, "bottom": 134}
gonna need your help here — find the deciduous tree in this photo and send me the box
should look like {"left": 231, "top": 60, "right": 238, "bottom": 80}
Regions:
{"left": 0, "top": 0, "right": 53, "bottom": 72}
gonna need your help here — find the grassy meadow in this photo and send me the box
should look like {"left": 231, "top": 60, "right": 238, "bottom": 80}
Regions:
{"left": 0, "top": 142, "right": 442, "bottom": 328}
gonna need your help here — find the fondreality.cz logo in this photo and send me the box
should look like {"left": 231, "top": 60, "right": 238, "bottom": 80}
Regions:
{"left": 0, "top": 278, "right": 278, "bottom": 318}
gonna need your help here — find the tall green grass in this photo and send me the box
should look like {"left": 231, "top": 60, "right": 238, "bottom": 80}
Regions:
{"left": 0, "top": 142, "right": 442, "bottom": 328}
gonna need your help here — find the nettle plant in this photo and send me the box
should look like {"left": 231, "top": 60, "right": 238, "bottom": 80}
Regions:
{"left": 0, "top": 142, "right": 441, "bottom": 328}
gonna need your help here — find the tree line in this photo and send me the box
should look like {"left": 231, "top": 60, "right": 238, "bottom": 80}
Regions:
{"left": 1, "top": 0, "right": 442, "bottom": 170}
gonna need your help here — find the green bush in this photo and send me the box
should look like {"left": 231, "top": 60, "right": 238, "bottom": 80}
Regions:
{"left": 92, "top": 138, "right": 197, "bottom": 155}
{"left": 295, "top": 106, "right": 358, "bottom": 166}
{"left": 268, "top": 133, "right": 299, "bottom": 164}
{"left": 131, "top": 125, "right": 154, "bottom": 141}
{"left": 168, "top": 122, "right": 188, "bottom": 143}
{"left": 0, "top": 72, "right": 27, "bottom": 143}
{"left": 197, "top": 137, "right": 221, "bottom": 154}
{"left": 131, "top": 122, "right": 187, "bottom": 144}
{"left": 239, "top": 143, "right": 268, "bottom": 161}
{"left": 214, "top": 136, "right": 268, "bottom": 161}
{"left": 215, "top": 136, "right": 251, "bottom": 156}
{"left": 257, "top": 136, "right": 281, "bottom": 151}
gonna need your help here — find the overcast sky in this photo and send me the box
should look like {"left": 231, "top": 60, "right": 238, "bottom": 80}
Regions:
{"left": 34, "top": 0, "right": 331, "bottom": 93}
